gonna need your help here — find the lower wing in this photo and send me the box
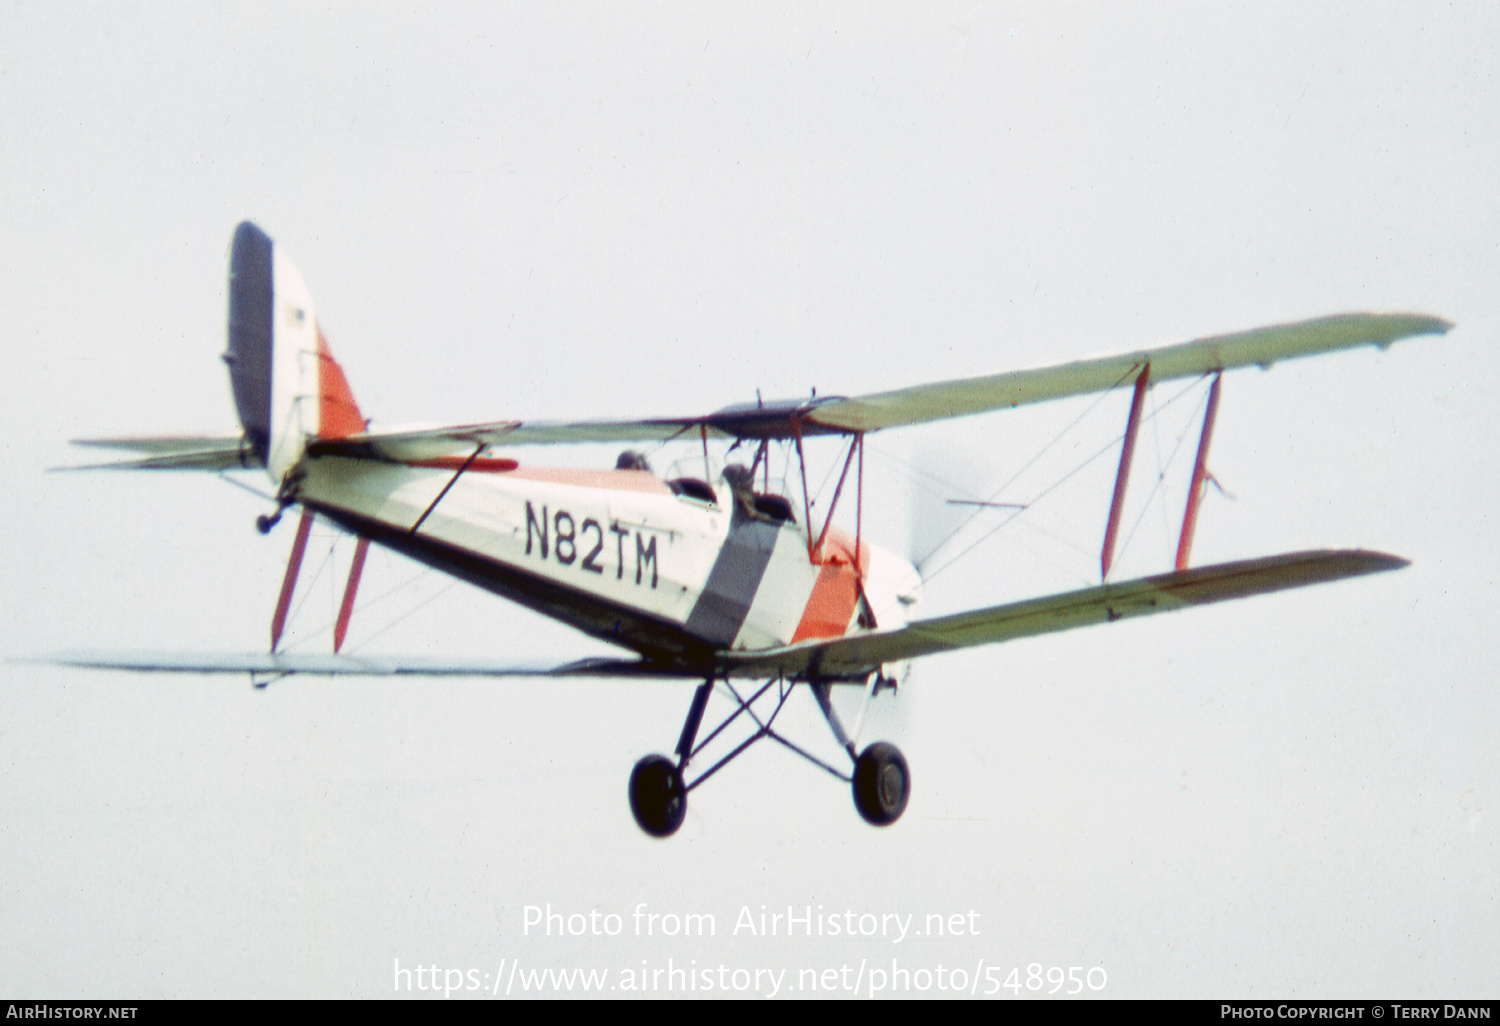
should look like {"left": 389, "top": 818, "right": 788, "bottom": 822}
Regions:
{"left": 719, "top": 549, "right": 1408, "bottom": 680}
{"left": 40, "top": 652, "right": 691, "bottom": 678}
{"left": 41, "top": 550, "right": 1405, "bottom": 681}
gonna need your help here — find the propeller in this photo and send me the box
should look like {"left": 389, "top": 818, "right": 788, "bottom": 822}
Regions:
{"left": 902, "top": 436, "right": 1022, "bottom": 575}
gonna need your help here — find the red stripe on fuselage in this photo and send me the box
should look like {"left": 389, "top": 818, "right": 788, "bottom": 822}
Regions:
{"left": 789, "top": 530, "right": 870, "bottom": 643}
{"left": 502, "top": 467, "right": 672, "bottom": 494}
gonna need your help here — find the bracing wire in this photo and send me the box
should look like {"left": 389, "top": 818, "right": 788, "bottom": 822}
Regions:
{"left": 1112, "top": 384, "right": 1211, "bottom": 573}
{"left": 910, "top": 367, "right": 1139, "bottom": 569}
{"left": 344, "top": 577, "right": 464, "bottom": 654}
{"left": 915, "top": 373, "right": 1214, "bottom": 586}
{"left": 277, "top": 531, "right": 338, "bottom": 652}
{"left": 277, "top": 536, "right": 455, "bottom": 653}
{"left": 215, "top": 472, "right": 277, "bottom": 502}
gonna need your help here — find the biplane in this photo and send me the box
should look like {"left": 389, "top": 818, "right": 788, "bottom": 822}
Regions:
{"left": 57, "top": 222, "right": 1449, "bottom": 837}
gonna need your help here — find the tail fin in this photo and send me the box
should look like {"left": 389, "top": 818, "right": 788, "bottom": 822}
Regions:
{"left": 225, "top": 222, "right": 364, "bottom": 482}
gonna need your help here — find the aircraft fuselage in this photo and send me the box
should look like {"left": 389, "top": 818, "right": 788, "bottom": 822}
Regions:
{"left": 297, "top": 456, "right": 919, "bottom": 674}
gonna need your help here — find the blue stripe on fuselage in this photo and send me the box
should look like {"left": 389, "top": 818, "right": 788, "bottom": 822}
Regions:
{"left": 683, "top": 514, "right": 783, "bottom": 647}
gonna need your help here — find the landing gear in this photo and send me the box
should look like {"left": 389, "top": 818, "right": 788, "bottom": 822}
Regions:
{"left": 628, "top": 755, "right": 686, "bottom": 838}
{"left": 627, "top": 676, "right": 909, "bottom": 836}
{"left": 255, "top": 511, "right": 281, "bottom": 535}
{"left": 852, "top": 742, "right": 910, "bottom": 826}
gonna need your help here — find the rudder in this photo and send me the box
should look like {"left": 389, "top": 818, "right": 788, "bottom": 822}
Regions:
{"left": 224, "top": 221, "right": 364, "bottom": 483}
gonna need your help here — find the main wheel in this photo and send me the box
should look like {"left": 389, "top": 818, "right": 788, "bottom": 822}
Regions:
{"left": 852, "top": 742, "right": 910, "bottom": 826}
{"left": 629, "top": 754, "right": 686, "bottom": 837}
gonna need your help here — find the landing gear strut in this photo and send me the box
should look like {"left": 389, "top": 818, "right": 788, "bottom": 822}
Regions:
{"left": 627, "top": 675, "right": 910, "bottom": 836}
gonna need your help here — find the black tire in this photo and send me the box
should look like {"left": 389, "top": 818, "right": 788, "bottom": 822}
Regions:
{"left": 629, "top": 755, "right": 686, "bottom": 837}
{"left": 852, "top": 742, "right": 910, "bottom": 826}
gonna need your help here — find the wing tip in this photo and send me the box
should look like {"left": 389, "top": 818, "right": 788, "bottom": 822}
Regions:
{"left": 1152, "top": 548, "right": 1412, "bottom": 604}
{"left": 1341, "top": 548, "right": 1411, "bottom": 575}
{"left": 1390, "top": 312, "right": 1454, "bottom": 339}
{"left": 1362, "top": 312, "right": 1453, "bottom": 352}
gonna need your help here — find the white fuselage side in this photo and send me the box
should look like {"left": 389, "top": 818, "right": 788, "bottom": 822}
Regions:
{"left": 296, "top": 457, "right": 919, "bottom": 670}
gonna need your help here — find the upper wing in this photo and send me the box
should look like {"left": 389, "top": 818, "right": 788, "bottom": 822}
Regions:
{"left": 720, "top": 549, "right": 1409, "bottom": 680}
{"left": 803, "top": 312, "right": 1450, "bottom": 434}
{"left": 69, "top": 312, "right": 1448, "bottom": 466}
{"left": 307, "top": 417, "right": 727, "bottom": 463}
{"left": 307, "top": 311, "right": 1448, "bottom": 460}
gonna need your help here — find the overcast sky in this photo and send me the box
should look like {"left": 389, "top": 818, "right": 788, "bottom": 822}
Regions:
{"left": 1, "top": 2, "right": 1495, "bottom": 999}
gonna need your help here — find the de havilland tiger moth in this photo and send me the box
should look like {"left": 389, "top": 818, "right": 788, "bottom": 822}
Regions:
{"left": 55, "top": 222, "right": 1450, "bottom": 837}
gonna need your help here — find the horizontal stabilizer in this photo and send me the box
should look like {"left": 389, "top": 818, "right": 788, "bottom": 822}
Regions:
{"left": 61, "top": 435, "right": 256, "bottom": 471}
{"left": 40, "top": 651, "right": 691, "bottom": 678}
{"left": 721, "top": 549, "right": 1410, "bottom": 680}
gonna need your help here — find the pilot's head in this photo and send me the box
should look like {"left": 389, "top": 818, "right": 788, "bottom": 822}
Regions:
{"left": 722, "top": 464, "right": 753, "bottom": 491}
{"left": 615, "top": 450, "right": 652, "bottom": 472}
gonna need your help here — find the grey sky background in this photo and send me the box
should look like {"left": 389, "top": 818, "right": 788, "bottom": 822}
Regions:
{"left": 1, "top": 2, "right": 1495, "bottom": 998}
